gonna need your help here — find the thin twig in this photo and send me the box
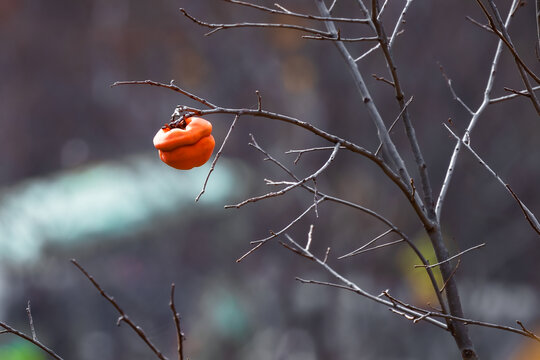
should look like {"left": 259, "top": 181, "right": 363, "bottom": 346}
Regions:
{"left": 26, "top": 301, "right": 37, "bottom": 341}
{"left": 388, "top": 0, "right": 413, "bottom": 49}
{"left": 344, "top": 238, "right": 404, "bottom": 256}
{"left": 444, "top": 124, "right": 540, "bottom": 236}
{"left": 375, "top": 96, "right": 414, "bottom": 157}
{"left": 315, "top": 0, "right": 425, "bottom": 217}
{"left": 249, "top": 134, "right": 447, "bottom": 313}
{"left": 338, "top": 229, "right": 394, "bottom": 259}
{"left": 382, "top": 291, "right": 540, "bottom": 342}
{"left": 284, "top": 235, "right": 448, "bottom": 329}
{"left": 223, "top": 0, "right": 369, "bottom": 23}
{"left": 465, "top": 16, "right": 495, "bottom": 34}
{"left": 415, "top": 243, "right": 485, "bottom": 269}
{"left": 169, "top": 284, "right": 184, "bottom": 360}
{"left": 372, "top": 74, "right": 395, "bottom": 87}
{"left": 475, "top": 0, "right": 540, "bottom": 85}
{"left": 303, "top": 34, "right": 379, "bottom": 42}
{"left": 71, "top": 259, "right": 168, "bottom": 360}
{"left": 196, "top": 114, "right": 240, "bottom": 201}
{"left": 225, "top": 143, "right": 339, "bottom": 208}
{"left": 489, "top": 85, "right": 540, "bottom": 104}
{"left": 180, "top": 8, "right": 337, "bottom": 38}
{"left": 111, "top": 80, "right": 216, "bottom": 108}
{"left": 439, "top": 64, "right": 475, "bottom": 115}
{"left": 440, "top": 259, "right": 461, "bottom": 293}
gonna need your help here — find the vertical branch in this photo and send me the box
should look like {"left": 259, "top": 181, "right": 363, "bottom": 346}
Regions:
{"left": 435, "top": 0, "right": 520, "bottom": 221}
{"left": 170, "top": 284, "right": 185, "bottom": 360}
{"left": 370, "top": 0, "right": 436, "bottom": 218}
{"left": 314, "top": 0, "right": 425, "bottom": 214}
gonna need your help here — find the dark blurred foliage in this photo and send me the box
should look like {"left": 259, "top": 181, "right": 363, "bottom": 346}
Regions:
{"left": 0, "top": 0, "right": 539, "bottom": 359}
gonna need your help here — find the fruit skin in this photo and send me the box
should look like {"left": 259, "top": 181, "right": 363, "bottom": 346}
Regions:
{"left": 153, "top": 117, "right": 215, "bottom": 170}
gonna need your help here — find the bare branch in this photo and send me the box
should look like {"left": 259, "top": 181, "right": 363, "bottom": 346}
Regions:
{"left": 440, "top": 259, "right": 461, "bottom": 293}
{"left": 285, "top": 235, "right": 449, "bottom": 330}
{"left": 315, "top": 0, "right": 425, "bottom": 217}
{"left": 375, "top": 96, "right": 414, "bottom": 157}
{"left": 490, "top": 85, "right": 540, "bottom": 104}
{"left": 111, "top": 80, "right": 216, "bottom": 108}
{"left": 382, "top": 291, "right": 540, "bottom": 342}
{"left": 338, "top": 229, "right": 394, "bottom": 259}
{"left": 0, "top": 321, "right": 64, "bottom": 360}
{"left": 223, "top": 0, "right": 369, "bottom": 23}
{"left": 388, "top": 0, "right": 413, "bottom": 49}
{"left": 169, "top": 284, "right": 185, "bottom": 360}
{"left": 225, "top": 143, "right": 339, "bottom": 208}
{"left": 180, "top": 8, "right": 337, "bottom": 38}
{"left": 345, "top": 238, "right": 405, "bottom": 255}
{"left": 71, "top": 259, "right": 168, "bottom": 360}
{"left": 306, "top": 224, "right": 314, "bottom": 251}
{"left": 414, "top": 243, "right": 486, "bottom": 269}
{"left": 26, "top": 301, "right": 37, "bottom": 342}
{"left": 436, "top": 0, "right": 520, "bottom": 221}
{"left": 465, "top": 16, "right": 494, "bottom": 34}
{"left": 303, "top": 34, "right": 379, "bottom": 42}
{"left": 196, "top": 114, "right": 240, "bottom": 201}
{"left": 249, "top": 135, "right": 447, "bottom": 312}
{"left": 439, "top": 64, "right": 475, "bottom": 115}
{"left": 444, "top": 124, "right": 540, "bottom": 236}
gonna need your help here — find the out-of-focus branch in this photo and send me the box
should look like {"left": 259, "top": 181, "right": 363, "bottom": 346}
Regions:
{"left": 169, "top": 284, "right": 185, "bottom": 360}
{"left": 71, "top": 259, "right": 169, "bottom": 360}
{"left": 0, "top": 320, "right": 63, "bottom": 360}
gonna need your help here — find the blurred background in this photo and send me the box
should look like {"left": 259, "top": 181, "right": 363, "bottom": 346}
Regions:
{"left": 0, "top": 0, "right": 539, "bottom": 359}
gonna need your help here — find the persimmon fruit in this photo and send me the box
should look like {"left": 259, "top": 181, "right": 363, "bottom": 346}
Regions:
{"left": 153, "top": 116, "right": 215, "bottom": 170}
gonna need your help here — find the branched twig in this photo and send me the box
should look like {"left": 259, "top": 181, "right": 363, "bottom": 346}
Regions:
{"left": 196, "top": 114, "right": 240, "bottom": 201}
{"left": 249, "top": 134, "right": 447, "bottom": 312}
{"left": 284, "top": 235, "right": 449, "bottom": 329}
{"left": 169, "top": 284, "right": 185, "bottom": 360}
{"left": 223, "top": 0, "right": 370, "bottom": 23}
{"left": 180, "top": 8, "right": 337, "bottom": 38}
{"left": 236, "top": 196, "right": 326, "bottom": 262}
{"left": 71, "top": 259, "right": 168, "bottom": 360}
{"left": 381, "top": 291, "right": 540, "bottom": 342}
{"left": 436, "top": 0, "right": 520, "bottom": 221}
{"left": 225, "top": 143, "right": 340, "bottom": 208}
